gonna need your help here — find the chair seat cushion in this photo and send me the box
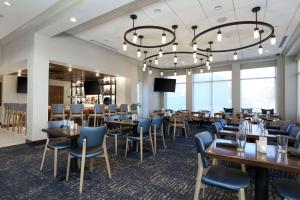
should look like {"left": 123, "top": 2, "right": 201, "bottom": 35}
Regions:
{"left": 70, "top": 147, "right": 103, "bottom": 159}
{"left": 202, "top": 166, "right": 250, "bottom": 192}
{"left": 272, "top": 179, "right": 300, "bottom": 200}
{"left": 48, "top": 142, "right": 70, "bottom": 150}
{"left": 128, "top": 134, "right": 150, "bottom": 140}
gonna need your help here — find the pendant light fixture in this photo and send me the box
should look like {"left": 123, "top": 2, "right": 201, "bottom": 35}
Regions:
{"left": 137, "top": 49, "right": 141, "bottom": 57}
{"left": 161, "top": 31, "right": 166, "bottom": 44}
{"left": 174, "top": 52, "right": 178, "bottom": 63}
{"left": 209, "top": 41, "right": 213, "bottom": 62}
{"left": 200, "top": 68, "right": 203, "bottom": 73}
{"left": 217, "top": 28, "right": 222, "bottom": 42}
{"left": 188, "top": 69, "right": 191, "bottom": 75}
{"left": 192, "top": 26, "right": 198, "bottom": 51}
{"left": 143, "top": 51, "right": 147, "bottom": 71}
{"left": 233, "top": 51, "right": 238, "bottom": 60}
{"left": 193, "top": 51, "right": 197, "bottom": 59}
{"left": 160, "top": 70, "right": 164, "bottom": 76}
{"left": 271, "top": 34, "right": 276, "bottom": 45}
{"left": 173, "top": 42, "right": 177, "bottom": 52}
{"left": 148, "top": 60, "right": 152, "bottom": 74}
{"left": 122, "top": 42, "right": 127, "bottom": 51}
{"left": 174, "top": 63, "right": 177, "bottom": 76}
{"left": 155, "top": 57, "right": 158, "bottom": 65}
{"left": 137, "top": 35, "right": 143, "bottom": 57}
{"left": 258, "top": 30, "right": 263, "bottom": 54}
{"left": 159, "top": 48, "right": 163, "bottom": 57}
{"left": 149, "top": 68, "right": 152, "bottom": 75}
{"left": 253, "top": 7, "right": 260, "bottom": 39}
{"left": 194, "top": 58, "right": 198, "bottom": 63}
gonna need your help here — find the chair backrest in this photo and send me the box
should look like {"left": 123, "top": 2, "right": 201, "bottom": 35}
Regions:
{"left": 78, "top": 126, "right": 106, "bottom": 148}
{"left": 194, "top": 132, "right": 214, "bottom": 168}
{"left": 108, "top": 104, "right": 116, "bottom": 113}
{"left": 295, "top": 132, "right": 300, "bottom": 149}
{"left": 137, "top": 118, "right": 152, "bottom": 135}
{"left": 120, "top": 114, "right": 132, "bottom": 120}
{"left": 46, "top": 120, "right": 68, "bottom": 138}
{"left": 223, "top": 107, "right": 233, "bottom": 115}
{"left": 70, "top": 104, "right": 83, "bottom": 114}
{"left": 213, "top": 121, "right": 223, "bottom": 133}
{"left": 120, "top": 104, "right": 128, "bottom": 112}
{"left": 130, "top": 104, "right": 138, "bottom": 112}
{"left": 261, "top": 108, "right": 274, "bottom": 115}
{"left": 151, "top": 117, "right": 163, "bottom": 130}
{"left": 241, "top": 108, "right": 252, "bottom": 114}
{"left": 94, "top": 104, "right": 104, "bottom": 114}
{"left": 51, "top": 104, "right": 65, "bottom": 114}
{"left": 105, "top": 115, "right": 120, "bottom": 129}
{"left": 280, "top": 121, "right": 295, "bottom": 132}
{"left": 288, "top": 126, "right": 300, "bottom": 138}
{"left": 219, "top": 119, "right": 227, "bottom": 127}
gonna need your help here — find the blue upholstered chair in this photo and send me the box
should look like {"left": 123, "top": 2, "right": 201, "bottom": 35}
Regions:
{"left": 193, "top": 132, "right": 250, "bottom": 200}
{"left": 69, "top": 104, "right": 84, "bottom": 125}
{"left": 223, "top": 108, "right": 234, "bottom": 116}
{"left": 125, "top": 118, "right": 154, "bottom": 162}
{"left": 50, "top": 104, "right": 66, "bottom": 120}
{"left": 129, "top": 103, "right": 138, "bottom": 119}
{"left": 118, "top": 104, "right": 128, "bottom": 114}
{"left": 272, "top": 179, "right": 300, "bottom": 200}
{"left": 88, "top": 104, "right": 105, "bottom": 127}
{"left": 105, "top": 115, "right": 127, "bottom": 155}
{"left": 261, "top": 108, "right": 274, "bottom": 115}
{"left": 151, "top": 117, "right": 166, "bottom": 154}
{"left": 268, "top": 121, "right": 295, "bottom": 136}
{"left": 66, "top": 126, "right": 111, "bottom": 193}
{"left": 241, "top": 108, "right": 253, "bottom": 114}
{"left": 40, "top": 120, "right": 70, "bottom": 177}
{"left": 213, "top": 121, "right": 223, "bottom": 138}
{"left": 219, "top": 119, "right": 227, "bottom": 127}
{"left": 108, "top": 104, "right": 117, "bottom": 116}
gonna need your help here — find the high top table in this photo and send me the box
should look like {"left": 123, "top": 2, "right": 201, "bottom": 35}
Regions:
{"left": 206, "top": 139, "right": 300, "bottom": 200}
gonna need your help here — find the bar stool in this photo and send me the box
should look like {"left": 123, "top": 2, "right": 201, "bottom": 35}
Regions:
{"left": 88, "top": 104, "right": 105, "bottom": 127}
{"left": 50, "top": 104, "right": 65, "bottom": 121}
{"left": 11, "top": 103, "right": 19, "bottom": 132}
{"left": 5, "top": 103, "right": 13, "bottom": 130}
{"left": 17, "top": 103, "right": 27, "bottom": 134}
{"left": 108, "top": 104, "right": 117, "bottom": 116}
{"left": 69, "top": 104, "right": 84, "bottom": 125}
{"left": 2, "top": 103, "right": 9, "bottom": 128}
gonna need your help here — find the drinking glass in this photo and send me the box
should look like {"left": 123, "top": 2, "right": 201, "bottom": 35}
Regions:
{"left": 277, "top": 135, "right": 288, "bottom": 153}
{"left": 236, "top": 130, "right": 247, "bottom": 152}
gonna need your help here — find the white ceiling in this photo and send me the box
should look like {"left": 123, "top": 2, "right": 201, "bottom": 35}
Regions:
{"left": 72, "top": 0, "right": 300, "bottom": 69}
{"left": 0, "top": 0, "right": 59, "bottom": 39}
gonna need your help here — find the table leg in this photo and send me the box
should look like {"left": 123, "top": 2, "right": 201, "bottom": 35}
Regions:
{"left": 255, "top": 167, "right": 268, "bottom": 200}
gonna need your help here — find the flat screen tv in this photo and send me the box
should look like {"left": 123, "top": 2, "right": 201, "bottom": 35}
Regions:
{"left": 84, "top": 81, "right": 99, "bottom": 95}
{"left": 154, "top": 78, "right": 176, "bottom": 92}
{"left": 17, "top": 77, "right": 27, "bottom": 93}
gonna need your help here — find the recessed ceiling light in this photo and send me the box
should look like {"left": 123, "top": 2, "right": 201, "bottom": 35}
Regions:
{"left": 3, "top": 1, "right": 11, "bottom": 6}
{"left": 214, "top": 5, "right": 222, "bottom": 10}
{"left": 153, "top": 8, "right": 161, "bottom": 14}
{"left": 70, "top": 17, "right": 77, "bottom": 23}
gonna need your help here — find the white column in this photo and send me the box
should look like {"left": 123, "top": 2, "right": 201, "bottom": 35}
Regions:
{"left": 276, "top": 55, "right": 285, "bottom": 119}
{"left": 232, "top": 63, "right": 240, "bottom": 114}
{"left": 27, "top": 34, "right": 49, "bottom": 141}
{"left": 186, "top": 73, "right": 193, "bottom": 111}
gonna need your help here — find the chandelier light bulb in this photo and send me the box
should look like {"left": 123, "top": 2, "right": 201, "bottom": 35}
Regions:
{"left": 217, "top": 30, "right": 222, "bottom": 42}
{"left": 200, "top": 68, "right": 203, "bottom": 73}
{"left": 68, "top": 67, "right": 72, "bottom": 72}
{"left": 161, "top": 32, "right": 166, "bottom": 44}
{"left": 258, "top": 45, "right": 263, "bottom": 54}
{"left": 207, "top": 65, "right": 211, "bottom": 70}
{"left": 193, "top": 42, "right": 197, "bottom": 51}
{"left": 173, "top": 43, "right": 177, "bottom": 52}
{"left": 271, "top": 35, "right": 276, "bottom": 45}
{"left": 188, "top": 70, "right": 191, "bottom": 75}
{"left": 96, "top": 72, "right": 99, "bottom": 77}
{"left": 159, "top": 49, "right": 163, "bottom": 57}
{"left": 133, "top": 32, "right": 138, "bottom": 43}
{"left": 193, "top": 51, "right": 197, "bottom": 59}
{"left": 149, "top": 69, "right": 152, "bottom": 75}
{"left": 209, "top": 54, "right": 213, "bottom": 62}
{"left": 174, "top": 55, "right": 178, "bottom": 63}
{"left": 143, "top": 62, "right": 147, "bottom": 68}
{"left": 174, "top": 71, "right": 177, "bottom": 76}
{"left": 160, "top": 71, "right": 164, "bottom": 76}
{"left": 155, "top": 57, "right": 158, "bottom": 65}
{"left": 137, "top": 49, "right": 141, "bottom": 57}
{"left": 254, "top": 27, "right": 259, "bottom": 39}
{"left": 206, "top": 60, "right": 209, "bottom": 67}
{"left": 143, "top": 67, "right": 146, "bottom": 72}
{"left": 122, "top": 42, "right": 127, "bottom": 51}
{"left": 233, "top": 52, "right": 238, "bottom": 60}
{"left": 194, "top": 58, "right": 198, "bottom": 63}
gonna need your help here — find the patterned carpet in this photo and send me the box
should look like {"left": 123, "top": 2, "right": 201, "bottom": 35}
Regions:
{"left": 0, "top": 123, "right": 297, "bottom": 200}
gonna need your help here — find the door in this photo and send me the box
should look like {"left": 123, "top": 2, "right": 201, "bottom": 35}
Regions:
{"left": 49, "top": 86, "right": 64, "bottom": 105}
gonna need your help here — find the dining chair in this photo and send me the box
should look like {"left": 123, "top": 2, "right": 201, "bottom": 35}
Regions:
{"left": 69, "top": 104, "right": 84, "bottom": 125}
{"left": 105, "top": 115, "right": 127, "bottom": 155}
{"left": 151, "top": 117, "right": 166, "bottom": 154}
{"left": 40, "top": 120, "right": 70, "bottom": 177}
{"left": 213, "top": 121, "right": 223, "bottom": 139}
{"left": 50, "top": 104, "right": 66, "bottom": 121}
{"left": 268, "top": 121, "right": 295, "bottom": 135}
{"left": 88, "top": 104, "right": 105, "bottom": 127}
{"left": 108, "top": 104, "right": 117, "bottom": 116}
{"left": 261, "top": 108, "right": 274, "bottom": 115}
{"left": 168, "top": 114, "right": 187, "bottom": 141}
{"left": 224, "top": 108, "right": 234, "bottom": 116}
{"left": 118, "top": 104, "right": 128, "bottom": 115}
{"left": 129, "top": 103, "right": 138, "bottom": 119}
{"left": 66, "top": 126, "right": 111, "bottom": 193}
{"left": 125, "top": 118, "right": 154, "bottom": 162}
{"left": 193, "top": 132, "right": 250, "bottom": 200}
{"left": 272, "top": 179, "right": 300, "bottom": 200}
{"left": 241, "top": 108, "right": 253, "bottom": 115}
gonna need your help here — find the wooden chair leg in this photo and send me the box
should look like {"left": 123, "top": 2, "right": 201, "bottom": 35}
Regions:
{"left": 66, "top": 154, "right": 71, "bottom": 181}
{"left": 40, "top": 142, "right": 48, "bottom": 171}
{"left": 173, "top": 126, "right": 176, "bottom": 141}
{"left": 184, "top": 127, "right": 188, "bottom": 140}
{"left": 104, "top": 148, "right": 112, "bottom": 179}
{"left": 161, "top": 131, "right": 166, "bottom": 149}
{"left": 114, "top": 135, "right": 118, "bottom": 155}
{"left": 125, "top": 138, "right": 129, "bottom": 158}
{"left": 79, "top": 156, "right": 86, "bottom": 193}
{"left": 140, "top": 139, "right": 143, "bottom": 162}
{"left": 194, "top": 167, "right": 203, "bottom": 200}
{"left": 167, "top": 125, "right": 170, "bottom": 136}
{"left": 149, "top": 135, "right": 155, "bottom": 155}
{"left": 89, "top": 159, "right": 94, "bottom": 172}
{"left": 238, "top": 188, "right": 245, "bottom": 200}
{"left": 54, "top": 148, "right": 58, "bottom": 177}
{"left": 154, "top": 131, "right": 157, "bottom": 154}
{"left": 241, "top": 164, "right": 246, "bottom": 173}
{"left": 93, "top": 116, "right": 96, "bottom": 127}
{"left": 136, "top": 141, "right": 139, "bottom": 152}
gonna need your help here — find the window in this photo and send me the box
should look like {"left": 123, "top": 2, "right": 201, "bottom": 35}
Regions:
{"left": 240, "top": 67, "right": 276, "bottom": 112}
{"left": 165, "top": 75, "right": 186, "bottom": 111}
{"left": 193, "top": 71, "right": 232, "bottom": 113}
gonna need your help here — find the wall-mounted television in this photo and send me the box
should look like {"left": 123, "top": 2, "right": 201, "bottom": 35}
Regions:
{"left": 17, "top": 77, "right": 27, "bottom": 93}
{"left": 154, "top": 78, "right": 176, "bottom": 92}
{"left": 84, "top": 81, "right": 99, "bottom": 95}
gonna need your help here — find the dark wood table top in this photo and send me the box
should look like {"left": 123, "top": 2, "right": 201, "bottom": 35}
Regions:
{"left": 104, "top": 120, "right": 138, "bottom": 127}
{"left": 42, "top": 127, "right": 80, "bottom": 139}
{"left": 219, "top": 124, "right": 295, "bottom": 142}
{"left": 206, "top": 139, "right": 300, "bottom": 173}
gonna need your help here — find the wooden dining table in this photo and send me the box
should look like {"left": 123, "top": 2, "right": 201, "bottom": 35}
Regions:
{"left": 219, "top": 124, "right": 295, "bottom": 143}
{"left": 206, "top": 139, "right": 300, "bottom": 200}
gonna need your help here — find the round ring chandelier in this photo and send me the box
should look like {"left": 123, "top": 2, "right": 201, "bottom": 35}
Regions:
{"left": 191, "top": 6, "right": 276, "bottom": 61}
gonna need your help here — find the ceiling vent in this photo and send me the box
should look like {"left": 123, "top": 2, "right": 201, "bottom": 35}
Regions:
{"left": 90, "top": 40, "right": 118, "bottom": 52}
{"left": 279, "top": 36, "right": 288, "bottom": 48}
